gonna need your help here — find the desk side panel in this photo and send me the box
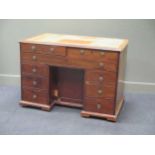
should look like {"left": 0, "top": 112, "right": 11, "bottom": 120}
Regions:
{"left": 115, "top": 47, "right": 128, "bottom": 113}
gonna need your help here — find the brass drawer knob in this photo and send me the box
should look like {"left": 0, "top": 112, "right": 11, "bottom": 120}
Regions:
{"left": 32, "top": 55, "right": 37, "bottom": 60}
{"left": 99, "top": 62, "right": 104, "bottom": 67}
{"left": 32, "top": 94, "right": 37, "bottom": 99}
{"left": 80, "top": 49, "right": 85, "bottom": 55}
{"left": 100, "top": 52, "right": 105, "bottom": 56}
{"left": 99, "top": 76, "right": 103, "bottom": 81}
{"left": 97, "top": 103, "right": 101, "bottom": 109}
{"left": 85, "top": 81, "right": 90, "bottom": 85}
{"left": 31, "top": 45, "right": 36, "bottom": 50}
{"left": 32, "top": 80, "right": 37, "bottom": 86}
{"left": 50, "top": 47, "right": 55, "bottom": 52}
{"left": 98, "top": 89, "right": 103, "bottom": 94}
{"left": 32, "top": 68, "right": 37, "bottom": 73}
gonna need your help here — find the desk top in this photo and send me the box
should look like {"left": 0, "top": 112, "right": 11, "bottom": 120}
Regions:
{"left": 21, "top": 33, "right": 128, "bottom": 52}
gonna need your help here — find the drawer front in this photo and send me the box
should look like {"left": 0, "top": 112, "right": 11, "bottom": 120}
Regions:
{"left": 22, "top": 87, "right": 49, "bottom": 104}
{"left": 21, "top": 52, "right": 67, "bottom": 65}
{"left": 21, "top": 52, "right": 43, "bottom": 63}
{"left": 85, "top": 83, "right": 116, "bottom": 98}
{"left": 85, "top": 70, "right": 117, "bottom": 84}
{"left": 21, "top": 75, "right": 49, "bottom": 90}
{"left": 68, "top": 59, "right": 117, "bottom": 72}
{"left": 84, "top": 98, "right": 115, "bottom": 115}
{"left": 21, "top": 43, "right": 66, "bottom": 56}
{"left": 21, "top": 63, "right": 49, "bottom": 77}
{"left": 67, "top": 48, "right": 118, "bottom": 64}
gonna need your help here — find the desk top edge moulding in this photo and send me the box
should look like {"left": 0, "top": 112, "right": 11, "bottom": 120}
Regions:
{"left": 19, "top": 33, "right": 128, "bottom": 122}
{"left": 21, "top": 33, "right": 128, "bottom": 52}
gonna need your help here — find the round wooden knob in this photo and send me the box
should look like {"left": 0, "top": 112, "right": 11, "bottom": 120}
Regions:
{"left": 32, "top": 94, "right": 37, "bottom": 99}
{"left": 32, "top": 80, "right": 37, "bottom": 86}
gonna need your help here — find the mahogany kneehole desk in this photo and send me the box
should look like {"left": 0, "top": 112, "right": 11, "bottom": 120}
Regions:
{"left": 19, "top": 33, "right": 128, "bottom": 122}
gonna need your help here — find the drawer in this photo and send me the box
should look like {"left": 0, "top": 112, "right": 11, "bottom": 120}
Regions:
{"left": 20, "top": 43, "right": 66, "bottom": 57}
{"left": 22, "top": 87, "right": 49, "bottom": 104}
{"left": 21, "top": 52, "right": 67, "bottom": 65}
{"left": 93, "top": 61, "right": 117, "bottom": 72}
{"left": 85, "top": 70, "right": 117, "bottom": 84}
{"left": 84, "top": 98, "right": 115, "bottom": 115}
{"left": 68, "top": 59, "right": 117, "bottom": 72}
{"left": 67, "top": 47, "right": 118, "bottom": 64}
{"left": 21, "top": 63, "right": 49, "bottom": 77}
{"left": 21, "top": 52, "right": 44, "bottom": 63}
{"left": 21, "top": 75, "right": 49, "bottom": 90}
{"left": 85, "top": 82, "right": 116, "bottom": 98}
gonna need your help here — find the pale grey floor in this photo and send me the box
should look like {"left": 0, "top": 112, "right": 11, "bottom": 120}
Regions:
{"left": 0, "top": 86, "right": 155, "bottom": 135}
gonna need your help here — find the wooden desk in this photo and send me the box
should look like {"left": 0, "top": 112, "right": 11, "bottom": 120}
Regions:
{"left": 19, "top": 33, "right": 128, "bottom": 121}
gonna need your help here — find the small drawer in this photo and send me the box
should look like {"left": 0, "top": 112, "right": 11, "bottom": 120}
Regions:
{"left": 85, "top": 82, "right": 116, "bottom": 98}
{"left": 21, "top": 63, "right": 49, "bottom": 77}
{"left": 84, "top": 98, "right": 115, "bottom": 115}
{"left": 21, "top": 75, "right": 49, "bottom": 90}
{"left": 85, "top": 70, "right": 117, "bottom": 84}
{"left": 21, "top": 52, "right": 43, "bottom": 63}
{"left": 42, "top": 45, "right": 66, "bottom": 57}
{"left": 67, "top": 47, "right": 118, "bottom": 64}
{"left": 93, "top": 62, "right": 118, "bottom": 72}
{"left": 20, "top": 43, "right": 66, "bottom": 57}
{"left": 21, "top": 52, "right": 67, "bottom": 66}
{"left": 20, "top": 43, "right": 43, "bottom": 52}
{"left": 22, "top": 87, "right": 49, "bottom": 104}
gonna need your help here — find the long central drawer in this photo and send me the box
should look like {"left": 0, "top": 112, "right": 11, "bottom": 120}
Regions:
{"left": 21, "top": 52, "right": 118, "bottom": 72}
